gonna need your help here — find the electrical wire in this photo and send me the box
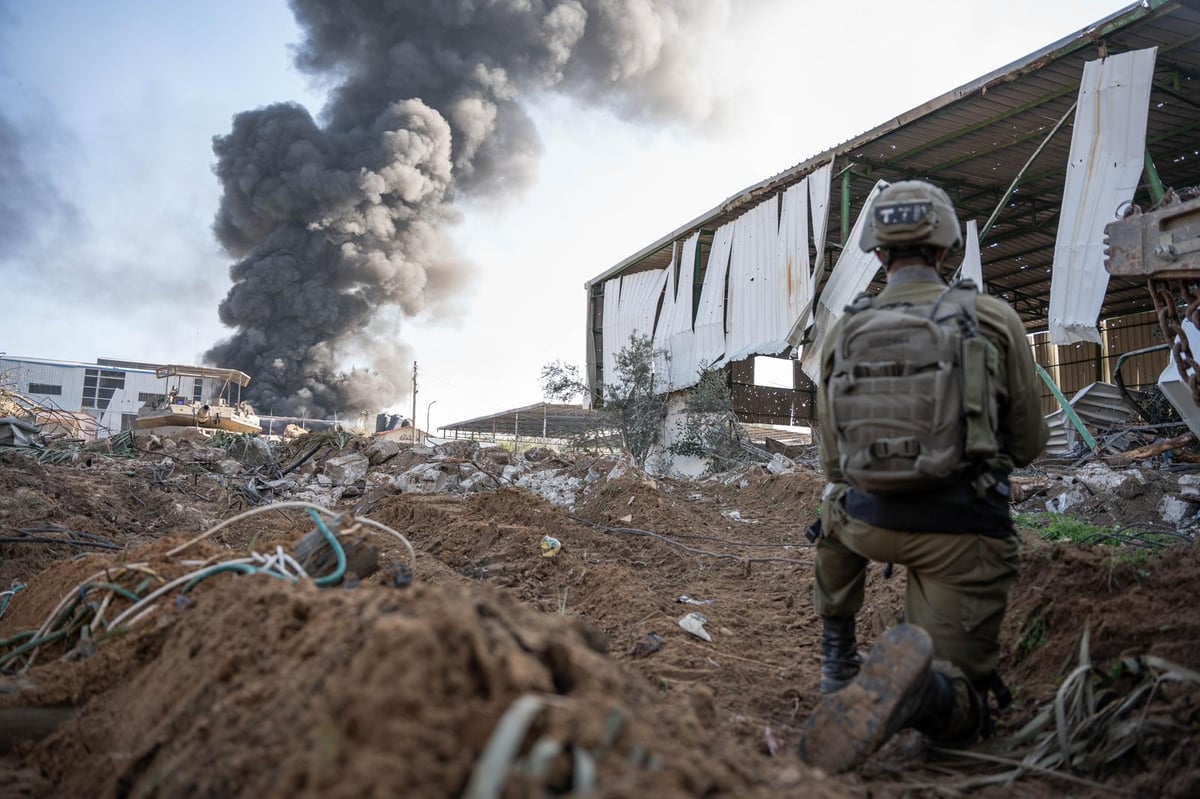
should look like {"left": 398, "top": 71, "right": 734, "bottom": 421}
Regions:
{"left": 7, "top": 502, "right": 416, "bottom": 672}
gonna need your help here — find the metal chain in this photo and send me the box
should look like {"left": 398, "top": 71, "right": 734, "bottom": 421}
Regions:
{"left": 1151, "top": 278, "right": 1200, "bottom": 407}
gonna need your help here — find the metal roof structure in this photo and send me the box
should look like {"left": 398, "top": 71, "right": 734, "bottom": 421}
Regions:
{"left": 440, "top": 402, "right": 611, "bottom": 440}
{"left": 154, "top": 365, "right": 252, "bottom": 387}
{"left": 584, "top": 0, "right": 1200, "bottom": 391}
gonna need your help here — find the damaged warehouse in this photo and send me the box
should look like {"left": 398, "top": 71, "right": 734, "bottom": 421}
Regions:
{"left": 585, "top": 0, "right": 1200, "bottom": 472}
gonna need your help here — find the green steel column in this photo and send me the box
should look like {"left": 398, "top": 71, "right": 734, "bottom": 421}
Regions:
{"left": 1035, "top": 363, "right": 1097, "bottom": 449}
{"left": 840, "top": 169, "right": 851, "bottom": 246}
{"left": 1144, "top": 149, "right": 1166, "bottom": 205}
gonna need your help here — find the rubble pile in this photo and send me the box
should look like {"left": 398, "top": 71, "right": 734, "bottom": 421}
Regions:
{"left": 0, "top": 427, "right": 1197, "bottom": 797}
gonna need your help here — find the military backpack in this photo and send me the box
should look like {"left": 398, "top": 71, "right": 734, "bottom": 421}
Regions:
{"left": 827, "top": 280, "right": 1000, "bottom": 495}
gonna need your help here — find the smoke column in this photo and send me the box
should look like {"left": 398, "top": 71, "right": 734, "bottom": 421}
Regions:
{"left": 206, "top": 0, "right": 731, "bottom": 418}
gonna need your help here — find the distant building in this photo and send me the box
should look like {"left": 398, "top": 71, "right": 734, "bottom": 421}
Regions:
{"left": 0, "top": 356, "right": 235, "bottom": 438}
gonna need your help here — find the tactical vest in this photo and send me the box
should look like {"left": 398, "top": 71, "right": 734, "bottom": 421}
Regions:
{"left": 827, "top": 280, "right": 1000, "bottom": 495}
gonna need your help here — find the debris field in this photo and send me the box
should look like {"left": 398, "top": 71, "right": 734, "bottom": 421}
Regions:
{"left": 0, "top": 429, "right": 1198, "bottom": 798}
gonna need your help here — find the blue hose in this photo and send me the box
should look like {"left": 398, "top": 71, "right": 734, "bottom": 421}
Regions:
{"left": 307, "top": 510, "right": 347, "bottom": 587}
{"left": 181, "top": 562, "right": 260, "bottom": 594}
{"left": 0, "top": 582, "right": 25, "bottom": 619}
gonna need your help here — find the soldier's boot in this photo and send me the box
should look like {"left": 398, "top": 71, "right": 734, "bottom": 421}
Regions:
{"left": 797, "top": 624, "right": 957, "bottom": 773}
{"left": 819, "top": 615, "right": 864, "bottom": 694}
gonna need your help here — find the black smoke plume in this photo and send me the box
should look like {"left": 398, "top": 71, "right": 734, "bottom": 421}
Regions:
{"left": 207, "top": 0, "right": 730, "bottom": 418}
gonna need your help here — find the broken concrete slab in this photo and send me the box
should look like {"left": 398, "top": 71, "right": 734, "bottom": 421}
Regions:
{"left": 390, "top": 463, "right": 458, "bottom": 494}
{"left": 766, "top": 453, "right": 795, "bottom": 475}
{"left": 364, "top": 438, "right": 402, "bottom": 466}
{"left": 1074, "top": 463, "right": 1147, "bottom": 499}
{"left": 324, "top": 453, "right": 369, "bottom": 487}
{"left": 517, "top": 471, "right": 582, "bottom": 508}
{"left": 1177, "top": 474, "right": 1200, "bottom": 501}
{"left": 226, "top": 436, "right": 274, "bottom": 467}
{"left": 1158, "top": 495, "right": 1197, "bottom": 525}
{"left": 1046, "top": 486, "right": 1090, "bottom": 514}
{"left": 434, "top": 440, "right": 479, "bottom": 460}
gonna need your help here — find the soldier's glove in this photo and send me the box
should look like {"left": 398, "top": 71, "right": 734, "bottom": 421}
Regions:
{"left": 804, "top": 517, "right": 823, "bottom": 544}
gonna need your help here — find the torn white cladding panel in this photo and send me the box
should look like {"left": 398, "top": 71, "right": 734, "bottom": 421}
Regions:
{"left": 1048, "top": 47, "right": 1157, "bottom": 345}
{"left": 778, "top": 181, "right": 813, "bottom": 345}
{"left": 726, "top": 196, "right": 788, "bottom": 363}
{"left": 653, "top": 234, "right": 700, "bottom": 390}
{"left": 961, "top": 219, "right": 984, "bottom": 291}
{"left": 809, "top": 161, "right": 833, "bottom": 273}
{"left": 800, "top": 180, "right": 890, "bottom": 381}
{"left": 786, "top": 166, "right": 835, "bottom": 349}
{"left": 693, "top": 223, "right": 734, "bottom": 373}
{"left": 600, "top": 269, "right": 667, "bottom": 391}
{"left": 1159, "top": 319, "right": 1200, "bottom": 439}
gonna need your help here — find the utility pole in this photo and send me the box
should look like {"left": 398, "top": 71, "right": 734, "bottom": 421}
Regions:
{"left": 411, "top": 360, "right": 418, "bottom": 445}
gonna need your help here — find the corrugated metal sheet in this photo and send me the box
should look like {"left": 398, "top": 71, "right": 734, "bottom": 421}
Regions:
{"left": 1049, "top": 47, "right": 1158, "bottom": 344}
{"left": 1070, "top": 381, "right": 1137, "bottom": 430}
{"left": 779, "top": 181, "right": 813, "bottom": 342}
{"left": 961, "top": 219, "right": 984, "bottom": 290}
{"left": 600, "top": 279, "right": 623, "bottom": 394}
{"left": 809, "top": 161, "right": 833, "bottom": 273}
{"left": 725, "top": 196, "right": 784, "bottom": 363}
{"left": 601, "top": 269, "right": 668, "bottom": 390}
{"left": 800, "top": 180, "right": 889, "bottom": 381}
{"left": 693, "top": 223, "right": 734, "bottom": 370}
{"left": 653, "top": 235, "right": 698, "bottom": 389}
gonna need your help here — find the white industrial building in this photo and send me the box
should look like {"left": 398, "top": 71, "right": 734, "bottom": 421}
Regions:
{"left": 0, "top": 356, "right": 233, "bottom": 438}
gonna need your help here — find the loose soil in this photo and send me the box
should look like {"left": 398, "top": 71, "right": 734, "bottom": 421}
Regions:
{"left": 0, "top": 447, "right": 1197, "bottom": 797}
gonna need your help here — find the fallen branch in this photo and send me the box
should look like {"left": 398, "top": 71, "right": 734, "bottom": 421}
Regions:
{"left": 1116, "top": 433, "right": 1196, "bottom": 462}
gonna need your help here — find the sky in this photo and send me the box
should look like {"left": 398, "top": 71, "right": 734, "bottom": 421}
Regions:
{"left": 0, "top": 0, "right": 1130, "bottom": 433}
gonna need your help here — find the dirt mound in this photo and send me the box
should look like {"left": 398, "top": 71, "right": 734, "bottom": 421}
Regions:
{"left": 2, "top": 448, "right": 1198, "bottom": 797}
{"left": 2, "top": 576, "right": 840, "bottom": 799}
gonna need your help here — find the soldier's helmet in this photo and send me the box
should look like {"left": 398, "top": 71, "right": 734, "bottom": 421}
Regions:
{"left": 859, "top": 180, "right": 963, "bottom": 253}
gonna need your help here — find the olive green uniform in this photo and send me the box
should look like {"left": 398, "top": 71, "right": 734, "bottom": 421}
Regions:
{"left": 813, "top": 266, "right": 1049, "bottom": 736}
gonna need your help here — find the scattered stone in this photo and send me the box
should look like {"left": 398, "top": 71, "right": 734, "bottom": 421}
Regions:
{"left": 516, "top": 471, "right": 581, "bottom": 508}
{"left": 678, "top": 612, "right": 712, "bottom": 643}
{"left": 1177, "top": 474, "right": 1200, "bottom": 501}
{"left": 283, "top": 424, "right": 309, "bottom": 443}
{"left": 189, "top": 446, "right": 225, "bottom": 464}
{"left": 227, "top": 436, "right": 273, "bottom": 467}
{"left": 766, "top": 454, "right": 794, "bottom": 475}
{"left": 1158, "top": 495, "right": 1196, "bottom": 524}
{"left": 216, "top": 459, "right": 243, "bottom": 477}
{"left": 482, "top": 448, "right": 512, "bottom": 466}
{"left": 1045, "top": 486, "right": 1089, "bottom": 514}
{"left": 364, "top": 438, "right": 402, "bottom": 466}
{"left": 324, "top": 453, "right": 369, "bottom": 487}
{"left": 390, "top": 463, "right": 458, "bottom": 494}
{"left": 608, "top": 462, "right": 633, "bottom": 482}
{"left": 524, "top": 446, "right": 554, "bottom": 462}
{"left": 628, "top": 632, "right": 665, "bottom": 658}
{"left": 1075, "top": 463, "right": 1146, "bottom": 499}
{"left": 435, "top": 440, "right": 479, "bottom": 460}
